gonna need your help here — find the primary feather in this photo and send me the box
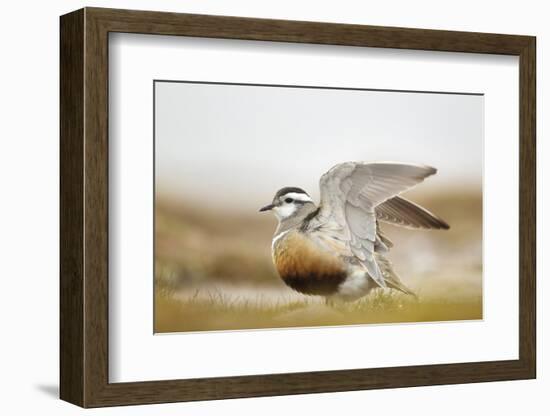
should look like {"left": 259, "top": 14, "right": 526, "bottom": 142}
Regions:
{"left": 376, "top": 196, "right": 450, "bottom": 230}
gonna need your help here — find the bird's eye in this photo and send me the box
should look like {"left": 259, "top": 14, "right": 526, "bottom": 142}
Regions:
{"left": 284, "top": 198, "right": 293, "bottom": 203}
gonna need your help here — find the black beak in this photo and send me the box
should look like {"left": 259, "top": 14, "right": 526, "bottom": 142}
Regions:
{"left": 259, "top": 203, "right": 275, "bottom": 212}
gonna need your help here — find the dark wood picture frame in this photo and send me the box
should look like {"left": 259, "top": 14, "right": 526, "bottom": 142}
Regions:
{"left": 60, "top": 7, "right": 536, "bottom": 408}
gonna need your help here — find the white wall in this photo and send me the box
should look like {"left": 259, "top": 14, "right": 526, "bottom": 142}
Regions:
{"left": 0, "top": 0, "right": 545, "bottom": 414}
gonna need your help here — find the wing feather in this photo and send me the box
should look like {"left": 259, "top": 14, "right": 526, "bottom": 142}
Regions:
{"left": 376, "top": 196, "right": 450, "bottom": 230}
{"left": 311, "top": 162, "right": 438, "bottom": 287}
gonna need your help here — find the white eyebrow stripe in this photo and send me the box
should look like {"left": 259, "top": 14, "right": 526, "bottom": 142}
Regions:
{"left": 283, "top": 192, "right": 313, "bottom": 202}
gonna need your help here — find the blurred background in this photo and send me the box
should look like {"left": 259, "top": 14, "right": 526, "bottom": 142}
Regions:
{"left": 154, "top": 81, "right": 483, "bottom": 332}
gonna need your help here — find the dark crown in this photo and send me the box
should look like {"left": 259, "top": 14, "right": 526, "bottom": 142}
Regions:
{"left": 275, "top": 187, "right": 308, "bottom": 199}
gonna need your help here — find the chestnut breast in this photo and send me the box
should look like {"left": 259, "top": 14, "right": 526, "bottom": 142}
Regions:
{"left": 272, "top": 230, "right": 348, "bottom": 296}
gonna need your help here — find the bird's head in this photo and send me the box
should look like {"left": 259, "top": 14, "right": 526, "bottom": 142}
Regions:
{"left": 259, "top": 187, "right": 316, "bottom": 222}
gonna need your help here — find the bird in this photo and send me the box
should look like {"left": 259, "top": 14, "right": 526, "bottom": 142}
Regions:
{"left": 259, "top": 162, "right": 450, "bottom": 302}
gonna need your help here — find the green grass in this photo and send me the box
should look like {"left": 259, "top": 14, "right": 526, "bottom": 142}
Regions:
{"left": 154, "top": 287, "right": 482, "bottom": 333}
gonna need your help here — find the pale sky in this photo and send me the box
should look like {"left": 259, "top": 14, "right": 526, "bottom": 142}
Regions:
{"left": 155, "top": 81, "right": 483, "bottom": 209}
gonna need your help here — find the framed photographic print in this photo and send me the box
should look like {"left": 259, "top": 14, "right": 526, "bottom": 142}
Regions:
{"left": 60, "top": 7, "right": 536, "bottom": 408}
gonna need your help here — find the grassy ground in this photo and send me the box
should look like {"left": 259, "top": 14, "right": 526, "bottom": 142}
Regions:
{"left": 154, "top": 191, "right": 482, "bottom": 333}
{"left": 154, "top": 286, "right": 482, "bottom": 333}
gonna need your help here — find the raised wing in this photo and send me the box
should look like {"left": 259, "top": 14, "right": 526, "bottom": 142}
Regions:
{"left": 312, "top": 162, "right": 437, "bottom": 287}
{"left": 376, "top": 196, "right": 450, "bottom": 230}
